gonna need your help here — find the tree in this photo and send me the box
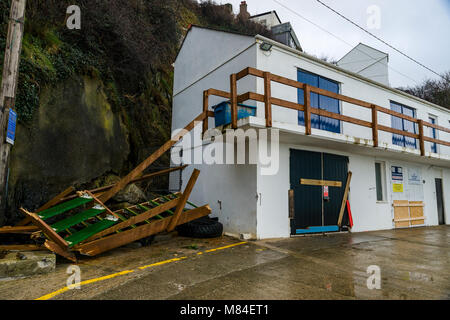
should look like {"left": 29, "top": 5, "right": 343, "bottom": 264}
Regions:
{"left": 397, "top": 72, "right": 450, "bottom": 110}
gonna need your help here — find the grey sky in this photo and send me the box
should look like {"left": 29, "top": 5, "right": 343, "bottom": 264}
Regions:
{"left": 220, "top": 0, "right": 450, "bottom": 88}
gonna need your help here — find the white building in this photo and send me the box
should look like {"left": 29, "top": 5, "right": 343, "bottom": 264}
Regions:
{"left": 170, "top": 25, "right": 450, "bottom": 239}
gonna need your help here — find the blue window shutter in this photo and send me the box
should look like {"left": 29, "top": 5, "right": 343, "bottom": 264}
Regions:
{"left": 297, "top": 69, "right": 340, "bottom": 133}
{"left": 391, "top": 102, "right": 417, "bottom": 149}
{"left": 318, "top": 77, "right": 340, "bottom": 133}
{"left": 402, "top": 106, "right": 417, "bottom": 149}
{"left": 429, "top": 117, "right": 437, "bottom": 153}
{"left": 391, "top": 102, "right": 405, "bottom": 147}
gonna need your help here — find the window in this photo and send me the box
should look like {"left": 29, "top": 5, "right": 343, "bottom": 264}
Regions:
{"left": 391, "top": 101, "right": 417, "bottom": 149}
{"left": 428, "top": 116, "right": 438, "bottom": 153}
{"left": 375, "top": 162, "right": 386, "bottom": 201}
{"left": 297, "top": 69, "right": 341, "bottom": 133}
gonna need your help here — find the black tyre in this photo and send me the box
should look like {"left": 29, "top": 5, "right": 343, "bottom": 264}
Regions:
{"left": 138, "top": 235, "right": 156, "bottom": 246}
{"left": 176, "top": 216, "right": 223, "bottom": 238}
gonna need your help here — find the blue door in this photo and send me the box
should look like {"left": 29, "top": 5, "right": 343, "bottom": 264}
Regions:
{"left": 297, "top": 69, "right": 340, "bottom": 133}
{"left": 391, "top": 101, "right": 417, "bottom": 149}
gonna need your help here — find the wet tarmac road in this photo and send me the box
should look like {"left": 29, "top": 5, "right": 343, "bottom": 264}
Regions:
{"left": 1, "top": 226, "right": 449, "bottom": 300}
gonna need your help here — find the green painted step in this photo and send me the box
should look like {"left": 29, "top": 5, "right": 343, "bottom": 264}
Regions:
{"left": 65, "top": 218, "right": 118, "bottom": 247}
{"left": 50, "top": 208, "right": 106, "bottom": 233}
{"left": 39, "top": 197, "right": 93, "bottom": 220}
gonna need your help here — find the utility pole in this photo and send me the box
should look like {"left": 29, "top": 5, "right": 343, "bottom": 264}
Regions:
{"left": 0, "top": 0, "right": 26, "bottom": 220}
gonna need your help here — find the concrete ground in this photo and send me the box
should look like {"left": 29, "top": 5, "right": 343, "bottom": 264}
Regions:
{"left": 0, "top": 226, "right": 448, "bottom": 300}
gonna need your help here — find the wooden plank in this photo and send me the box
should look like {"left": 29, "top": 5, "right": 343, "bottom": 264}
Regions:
{"left": 264, "top": 72, "right": 272, "bottom": 127}
{"left": 44, "top": 240, "right": 76, "bottom": 263}
{"left": 311, "top": 107, "right": 373, "bottom": 128}
{"left": 0, "top": 244, "right": 43, "bottom": 251}
{"left": 378, "top": 125, "right": 420, "bottom": 139}
{"left": 0, "top": 0, "right": 26, "bottom": 217}
{"left": 98, "top": 112, "right": 207, "bottom": 203}
{"left": 85, "top": 190, "right": 120, "bottom": 220}
{"left": 230, "top": 73, "right": 238, "bottom": 129}
{"left": 206, "top": 88, "right": 230, "bottom": 99}
{"left": 62, "top": 167, "right": 187, "bottom": 202}
{"left": 393, "top": 200, "right": 410, "bottom": 228}
{"left": 271, "top": 97, "right": 304, "bottom": 111}
{"left": 288, "top": 189, "right": 295, "bottom": 219}
{"left": 337, "top": 171, "right": 352, "bottom": 227}
{"left": 301, "top": 179, "right": 342, "bottom": 187}
{"left": 422, "top": 136, "right": 450, "bottom": 148}
{"left": 372, "top": 105, "right": 378, "bottom": 148}
{"left": 418, "top": 120, "right": 425, "bottom": 156}
{"left": 393, "top": 203, "right": 424, "bottom": 208}
{"left": 167, "top": 169, "right": 201, "bottom": 232}
{"left": 410, "top": 201, "right": 425, "bottom": 226}
{"left": 20, "top": 208, "right": 69, "bottom": 250}
{"left": 377, "top": 107, "right": 418, "bottom": 123}
{"left": 76, "top": 205, "right": 211, "bottom": 256}
{"left": 82, "top": 198, "right": 180, "bottom": 242}
{"left": 422, "top": 120, "right": 450, "bottom": 134}
{"left": 0, "top": 225, "right": 39, "bottom": 234}
{"left": 304, "top": 84, "right": 311, "bottom": 135}
{"left": 203, "top": 91, "right": 209, "bottom": 136}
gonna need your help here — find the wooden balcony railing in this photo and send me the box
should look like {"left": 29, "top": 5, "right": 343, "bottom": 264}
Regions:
{"left": 202, "top": 67, "right": 450, "bottom": 157}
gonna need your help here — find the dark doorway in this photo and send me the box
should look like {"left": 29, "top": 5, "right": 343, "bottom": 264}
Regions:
{"left": 289, "top": 149, "right": 349, "bottom": 235}
{"left": 435, "top": 178, "right": 445, "bottom": 225}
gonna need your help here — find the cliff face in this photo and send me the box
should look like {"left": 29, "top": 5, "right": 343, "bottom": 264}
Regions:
{"left": 0, "top": 0, "right": 270, "bottom": 224}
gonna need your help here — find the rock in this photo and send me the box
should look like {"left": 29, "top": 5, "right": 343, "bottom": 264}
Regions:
{"left": 113, "top": 183, "right": 147, "bottom": 204}
{"left": 0, "top": 251, "right": 56, "bottom": 279}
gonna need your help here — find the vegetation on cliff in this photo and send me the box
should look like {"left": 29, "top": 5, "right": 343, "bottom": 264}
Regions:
{"left": 0, "top": 0, "right": 271, "bottom": 222}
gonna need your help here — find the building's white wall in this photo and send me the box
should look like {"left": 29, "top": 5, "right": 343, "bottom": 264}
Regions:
{"left": 255, "top": 43, "right": 450, "bottom": 157}
{"left": 172, "top": 29, "right": 257, "bottom": 132}
{"left": 256, "top": 142, "right": 450, "bottom": 239}
{"left": 174, "top": 27, "right": 255, "bottom": 95}
{"left": 250, "top": 12, "right": 280, "bottom": 29}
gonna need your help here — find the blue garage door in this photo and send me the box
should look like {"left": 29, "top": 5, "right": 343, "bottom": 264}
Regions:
{"left": 391, "top": 101, "right": 417, "bottom": 149}
{"left": 297, "top": 69, "right": 341, "bottom": 133}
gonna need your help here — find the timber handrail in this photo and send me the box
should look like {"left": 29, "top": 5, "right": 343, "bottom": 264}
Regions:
{"left": 202, "top": 67, "right": 450, "bottom": 156}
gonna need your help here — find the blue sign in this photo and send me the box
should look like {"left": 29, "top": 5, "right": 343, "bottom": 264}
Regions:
{"left": 391, "top": 166, "right": 403, "bottom": 181}
{"left": 6, "top": 109, "right": 17, "bottom": 145}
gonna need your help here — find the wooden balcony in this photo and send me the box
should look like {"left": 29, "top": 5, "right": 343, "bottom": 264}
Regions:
{"left": 202, "top": 67, "right": 450, "bottom": 157}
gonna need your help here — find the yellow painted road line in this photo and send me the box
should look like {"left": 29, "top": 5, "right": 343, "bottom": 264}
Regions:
{"left": 204, "top": 241, "right": 247, "bottom": 253}
{"left": 35, "top": 241, "right": 247, "bottom": 300}
{"left": 36, "top": 269, "right": 135, "bottom": 300}
{"left": 138, "top": 257, "right": 187, "bottom": 270}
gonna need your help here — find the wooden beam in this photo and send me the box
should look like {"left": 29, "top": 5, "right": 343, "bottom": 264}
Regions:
{"left": 264, "top": 72, "right": 272, "bottom": 127}
{"left": 288, "top": 189, "right": 295, "bottom": 219}
{"left": 338, "top": 171, "right": 353, "bottom": 227}
{"left": 0, "top": 225, "right": 39, "bottom": 234}
{"left": 98, "top": 112, "right": 207, "bottom": 203}
{"left": 418, "top": 120, "right": 425, "bottom": 156}
{"left": 0, "top": 0, "right": 27, "bottom": 216}
{"left": 304, "top": 84, "right": 312, "bottom": 135}
{"left": 167, "top": 169, "right": 201, "bottom": 232}
{"left": 76, "top": 205, "right": 211, "bottom": 256}
{"left": 44, "top": 240, "right": 77, "bottom": 263}
{"left": 230, "top": 73, "right": 238, "bottom": 129}
{"left": 206, "top": 89, "right": 231, "bottom": 99}
{"left": 20, "top": 208, "right": 69, "bottom": 250}
{"left": 300, "top": 179, "right": 342, "bottom": 187}
{"left": 371, "top": 105, "right": 379, "bottom": 148}
{"left": 203, "top": 91, "right": 209, "bottom": 136}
